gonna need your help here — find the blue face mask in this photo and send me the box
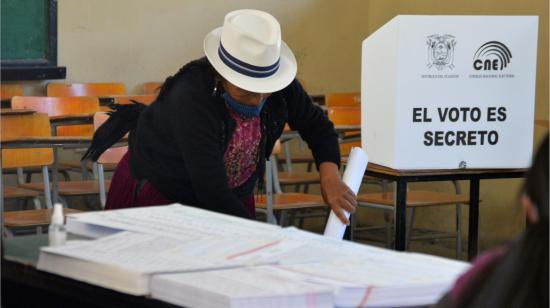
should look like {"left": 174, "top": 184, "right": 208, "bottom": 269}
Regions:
{"left": 222, "top": 92, "right": 266, "bottom": 118}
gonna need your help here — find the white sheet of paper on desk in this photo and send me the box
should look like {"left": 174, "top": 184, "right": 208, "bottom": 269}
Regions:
{"left": 40, "top": 231, "right": 212, "bottom": 273}
{"left": 151, "top": 265, "right": 335, "bottom": 308}
{"left": 66, "top": 204, "right": 280, "bottom": 239}
{"left": 278, "top": 253, "right": 470, "bottom": 307}
{"left": 323, "top": 147, "right": 369, "bottom": 239}
{"left": 44, "top": 230, "right": 308, "bottom": 270}
{"left": 272, "top": 227, "right": 393, "bottom": 265}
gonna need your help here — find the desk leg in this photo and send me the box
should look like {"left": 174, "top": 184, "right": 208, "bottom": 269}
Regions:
{"left": 394, "top": 179, "right": 407, "bottom": 251}
{"left": 52, "top": 148, "right": 60, "bottom": 204}
{"left": 468, "top": 178, "right": 480, "bottom": 261}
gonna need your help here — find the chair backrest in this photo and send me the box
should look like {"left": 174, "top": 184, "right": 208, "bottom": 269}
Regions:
{"left": 47, "top": 82, "right": 126, "bottom": 97}
{"left": 1, "top": 113, "right": 53, "bottom": 168}
{"left": 1, "top": 84, "right": 24, "bottom": 101}
{"left": 11, "top": 96, "right": 100, "bottom": 136}
{"left": 142, "top": 82, "right": 162, "bottom": 95}
{"left": 94, "top": 112, "right": 127, "bottom": 164}
{"left": 326, "top": 106, "right": 361, "bottom": 126}
{"left": 327, "top": 106, "right": 361, "bottom": 156}
{"left": 325, "top": 92, "right": 361, "bottom": 107}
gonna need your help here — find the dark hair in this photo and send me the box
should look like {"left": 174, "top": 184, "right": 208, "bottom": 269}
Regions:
{"left": 455, "top": 134, "right": 549, "bottom": 308}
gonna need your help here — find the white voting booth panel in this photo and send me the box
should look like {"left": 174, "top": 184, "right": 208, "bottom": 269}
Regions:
{"left": 361, "top": 15, "right": 538, "bottom": 169}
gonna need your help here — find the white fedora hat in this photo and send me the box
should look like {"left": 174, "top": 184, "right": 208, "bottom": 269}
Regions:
{"left": 204, "top": 9, "right": 297, "bottom": 93}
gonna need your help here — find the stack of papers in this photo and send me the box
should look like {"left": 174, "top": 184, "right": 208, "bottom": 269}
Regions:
{"left": 37, "top": 204, "right": 470, "bottom": 307}
{"left": 151, "top": 266, "right": 334, "bottom": 308}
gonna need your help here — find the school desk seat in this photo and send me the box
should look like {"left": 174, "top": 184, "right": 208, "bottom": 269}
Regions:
{"left": 1, "top": 113, "right": 55, "bottom": 212}
{"left": 19, "top": 112, "right": 126, "bottom": 209}
{"left": 11, "top": 96, "right": 101, "bottom": 181}
{"left": 256, "top": 141, "right": 328, "bottom": 227}
{"left": 2, "top": 164, "right": 72, "bottom": 183}
{"left": 276, "top": 122, "right": 315, "bottom": 173}
{"left": 4, "top": 208, "right": 81, "bottom": 236}
{"left": 355, "top": 184, "right": 469, "bottom": 259}
{"left": 3, "top": 186, "right": 42, "bottom": 210}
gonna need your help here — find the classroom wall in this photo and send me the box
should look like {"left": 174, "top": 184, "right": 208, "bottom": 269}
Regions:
{"left": 12, "top": 0, "right": 549, "bottom": 251}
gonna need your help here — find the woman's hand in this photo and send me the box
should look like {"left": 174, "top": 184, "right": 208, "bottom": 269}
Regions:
{"left": 319, "top": 162, "right": 357, "bottom": 225}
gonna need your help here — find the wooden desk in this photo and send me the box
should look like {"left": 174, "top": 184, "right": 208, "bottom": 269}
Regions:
{"left": 364, "top": 163, "right": 526, "bottom": 260}
{"left": 0, "top": 108, "right": 36, "bottom": 116}
{"left": 2, "top": 234, "right": 178, "bottom": 307}
{"left": 0, "top": 136, "right": 126, "bottom": 220}
{"left": 49, "top": 113, "right": 95, "bottom": 136}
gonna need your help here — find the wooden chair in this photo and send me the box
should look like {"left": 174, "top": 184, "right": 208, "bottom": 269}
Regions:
{"left": 325, "top": 106, "right": 467, "bottom": 257}
{"left": 20, "top": 112, "right": 126, "bottom": 209}
{"left": 142, "top": 82, "right": 162, "bottom": 95}
{"left": 4, "top": 208, "right": 81, "bottom": 236}
{"left": 12, "top": 96, "right": 100, "bottom": 137}
{"left": 11, "top": 96, "right": 100, "bottom": 181}
{"left": 47, "top": 82, "right": 126, "bottom": 97}
{"left": 1, "top": 113, "right": 55, "bottom": 235}
{"left": 1, "top": 84, "right": 24, "bottom": 107}
{"left": 275, "top": 125, "right": 321, "bottom": 193}
{"left": 326, "top": 106, "right": 361, "bottom": 159}
{"left": 256, "top": 141, "right": 327, "bottom": 227}
{"left": 92, "top": 112, "right": 128, "bottom": 207}
{"left": 46, "top": 82, "right": 125, "bottom": 136}
{"left": 324, "top": 92, "right": 360, "bottom": 108}
{"left": 355, "top": 185, "right": 469, "bottom": 259}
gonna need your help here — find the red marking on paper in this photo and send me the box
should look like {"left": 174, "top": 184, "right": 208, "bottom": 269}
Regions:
{"left": 357, "top": 286, "right": 373, "bottom": 307}
{"left": 225, "top": 240, "right": 282, "bottom": 260}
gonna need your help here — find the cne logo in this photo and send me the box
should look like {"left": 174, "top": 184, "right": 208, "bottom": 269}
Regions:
{"left": 473, "top": 41, "right": 512, "bottom": 71}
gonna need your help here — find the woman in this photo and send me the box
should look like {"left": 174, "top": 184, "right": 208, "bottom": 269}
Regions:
{"left": 436, "top": 134, "right": 548, "bottom": 307}
{"left": 84, "top": 9, "right": 356, "bottom": 224}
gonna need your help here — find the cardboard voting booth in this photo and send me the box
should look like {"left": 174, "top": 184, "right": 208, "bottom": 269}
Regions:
{"left": 361, "top": 15, "right": 538, "bottom": 169}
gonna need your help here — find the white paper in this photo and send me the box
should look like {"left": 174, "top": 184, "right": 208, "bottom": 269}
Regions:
{"left": 66, "top": 204, "right": 280, "bottom": 240}
{"left": 39, "top": 205, "right": 471, "bottom": 306}
{"left": 279, "top": 254, "right": 469, "bottom": 307}
{"left": 40, "top": 231, "right": 211, "bottom": 273}
{"left": 151, "top": 266, "right": 334, "bottom": 308}
{"left": 323, "top": 147, "right": 369, "bottom": 239}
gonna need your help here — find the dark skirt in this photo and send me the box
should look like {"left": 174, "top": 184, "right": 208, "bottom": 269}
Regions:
{"left": 105, "top": 151, "right": 256, "bottom": 217}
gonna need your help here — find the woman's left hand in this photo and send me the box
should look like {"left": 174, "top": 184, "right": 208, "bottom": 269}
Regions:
{"left": 319, "top": 162, "right": 357, "bottom": 225}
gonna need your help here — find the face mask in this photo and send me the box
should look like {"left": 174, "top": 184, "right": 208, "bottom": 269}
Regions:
{"left": 222, "top": 92, "right": 266, "bottom": 118}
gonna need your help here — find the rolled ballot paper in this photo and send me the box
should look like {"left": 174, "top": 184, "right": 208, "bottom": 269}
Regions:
{"left": 323, "top": 147, "right": 369, "bottom": 239}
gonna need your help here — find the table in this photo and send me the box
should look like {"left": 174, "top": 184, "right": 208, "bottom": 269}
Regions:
{"left": 49, "top": 113, "right": 94, "bottom": 135}
{"left": 0, "top": 108, "right": 36, "bottom": 116}
{"left": 2, "top": 234, "right": 178, "bottom": 307}
{"left": 0, "top": 136, "right": 127, "bottom": 233}
{"left": 364, "top": 163, "right": 526, "bottom": 260}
